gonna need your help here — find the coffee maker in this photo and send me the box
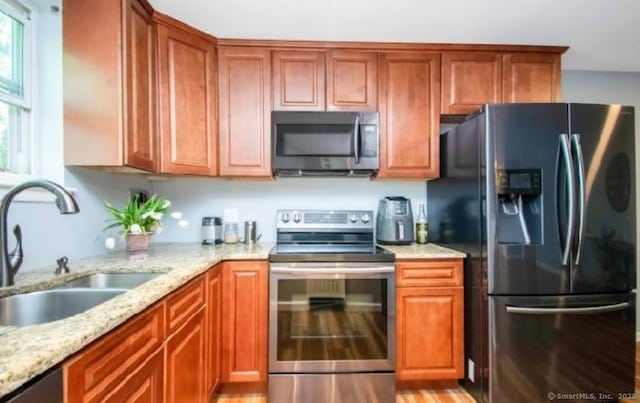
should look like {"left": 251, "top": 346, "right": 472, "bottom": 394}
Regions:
{"left": 376, "top": 196, "right": 414, "bottom": 245}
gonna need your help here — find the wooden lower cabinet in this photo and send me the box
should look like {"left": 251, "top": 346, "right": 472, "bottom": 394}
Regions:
{"left": 221, "top": 260, "right": 268, "bottom": 384}
{"left": 165, "top": 308, "right": 207, "bottom": 403}
{"left": 64, "top": 274, "right": 214, "bottom": 403}
{"left": 396, "top": 259, "right": 464, "bottom": 381}
{"left": 206, "top": 265, "right": 222, "bottom": 395}
{"left": 102, "top": 348, "right": 164, "bottom": 403}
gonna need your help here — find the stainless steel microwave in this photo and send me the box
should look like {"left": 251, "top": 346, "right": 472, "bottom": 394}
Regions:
{"left": 271, "top": 111, "right": 379, "bottom": 177}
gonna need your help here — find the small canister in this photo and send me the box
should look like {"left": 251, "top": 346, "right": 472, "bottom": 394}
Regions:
{"left": 201, "top": 217, "right": 222, "bottom": 245}
{"left": 244, "top": 221, "right": 257, "bottom": 244}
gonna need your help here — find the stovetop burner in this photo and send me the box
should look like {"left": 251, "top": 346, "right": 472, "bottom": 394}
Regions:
{"left": 269, "top": 209, "right": 395, "bottom": 263}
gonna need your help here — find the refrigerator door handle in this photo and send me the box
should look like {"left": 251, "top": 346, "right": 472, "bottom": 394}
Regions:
{"left": 559, "top": 134, "right": 576, "bottom": 266}
{"left": 571, "top": 134, "right": 586, "bottom": 266}
{"left": 506, "top": 302, "right": 630, "bottom": 315}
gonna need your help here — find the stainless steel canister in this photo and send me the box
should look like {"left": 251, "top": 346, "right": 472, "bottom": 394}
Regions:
{"left": 244, "top": 221, "right": 257, "bottom": 244}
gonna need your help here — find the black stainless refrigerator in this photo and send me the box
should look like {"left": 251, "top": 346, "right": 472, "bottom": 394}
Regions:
{"left": 428, "top": 103, "right": 636, "bottom": 403}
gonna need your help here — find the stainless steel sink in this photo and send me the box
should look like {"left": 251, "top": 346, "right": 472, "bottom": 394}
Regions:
{"left": 0, "top": 288, "right": 126, "bottom": 327}
{"left": 54, "top": 272, "right": 162, "bottom": 289}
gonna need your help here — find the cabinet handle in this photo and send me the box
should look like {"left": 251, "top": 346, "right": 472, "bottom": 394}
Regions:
{"left": 353, "top": 114, "right": 360, "bottom": 164}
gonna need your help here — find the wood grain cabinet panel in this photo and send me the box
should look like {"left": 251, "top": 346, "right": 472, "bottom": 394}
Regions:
{"left": 165, "top": 274, "right": 206, "bottom": 334}
{"left": 397, "top": 259, "right": 463, "bottom": 287}
{"left": 378, "top": 52, "right": 440, "bottom": 179}
{"left": 64, "top": 0, "right": 157, "bottom": 170}
{"left": 221, "top": 261, "right": 268, "bottom": 383}
{"left": 441, "top": 52, "right": 502, "bottom": 115}
{"left": 156, "top": 16, "right": 218, "bottom": 175}
{"left": 396, "top": 287, "right": 464, "bottom": 380}
{"left": 206, "top": 265, "right": 222, "bottom": 395}
{"left": 101, "top": 348, "right": 164, "bottom": 403}
{"left": 273, "top": 50, "right": 325, "bottom": 111}
{"left": 502, "top": 52, "right": 561, "bottom": 103}
{"left": 64, "top": 303, "right": 165, "bottom": 403}
{"left": 326, "top": 50, "right": 378, "bottom": 111}
{"left": 218, "top": 47, "right": 272, "bottom": 177}
{"left": 165, "top": 308, "right": 207, "bottom": 403}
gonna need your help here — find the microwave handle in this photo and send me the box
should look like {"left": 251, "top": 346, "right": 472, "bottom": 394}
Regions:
{"left": 353, "top": 114, "right": 360, "bottom": 164}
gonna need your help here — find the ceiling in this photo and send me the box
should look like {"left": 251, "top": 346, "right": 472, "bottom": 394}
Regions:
{"left": 148, "top": 0, "right": 640, "bottom": 72}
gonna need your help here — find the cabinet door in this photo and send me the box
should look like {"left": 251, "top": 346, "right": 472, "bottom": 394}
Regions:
{"left": 165, "top": 308, "right": 207, "bottom": 403}
{"left": 124, "top": 0, "right": 157, "bottom": 171}
{"left": 326, "top": 50, "right": 378, "bottom": 111}
{"left": 156, "top": 20, "right": 218, "bottom": 175}
{"left": 502, "top": 52, "right": 561, "bottom": 103}
{"left": 441, "top": 51, "right": 501, "bottom": 115}
{"left": 218, "top": 47, "right": 272, "bottom": 177}
{"left": 396, "top": 287, "right": 464, "bottom": 380}
{"left": 64, "top": 304, "right": 165, "bottom": 402}
{"left": 378, "top": 52, "right": 440, "bottom": 178}
{"left": 221, "top": 261, "right": 268, "bottom": 383}
{"left": 102, "top": 348, "right": 164, "bottom": 403}
{"left": 206, "top": 265, "right": 222, "bottom": 395}
{"left": 273, "top": 50, "right": 325, "bottom": 111}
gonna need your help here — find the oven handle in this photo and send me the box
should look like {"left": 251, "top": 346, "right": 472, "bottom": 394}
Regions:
{"left": 270, "top": 266, "right": 394, "bottom": 276}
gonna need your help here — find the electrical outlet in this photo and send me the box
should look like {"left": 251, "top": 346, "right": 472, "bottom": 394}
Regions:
{"left": 224, "top": 208, "right": 239, "bottom": 222}
{"left": 129, "top": 189, "right": 150, "bottom": 205}
{"left": 468, "top": 359, "right": 475, "bottom": 383}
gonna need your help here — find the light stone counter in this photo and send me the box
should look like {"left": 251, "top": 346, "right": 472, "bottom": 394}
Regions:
{"left": 0, "top": 242, "right": 274, "bottom": 398}
{"left": 379, "top": 242, "right": 467, "bottom": 259}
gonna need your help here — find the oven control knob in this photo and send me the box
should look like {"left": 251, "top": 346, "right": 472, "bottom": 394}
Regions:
{"left": 361, "top": 213, "right": 371, "bottom": 223}
{"left": 349, "top": 213, "right": 358, "bottom": 223}
{"left": 281, "top": 212, "right": 290, "bottom": 223}
{"left": 292, "top": 211, "right": 302, "bottom": 223}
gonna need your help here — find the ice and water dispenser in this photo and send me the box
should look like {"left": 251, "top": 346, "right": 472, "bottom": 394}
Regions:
{"left": 496, "top": 169, "right": 543, "bottom": 244}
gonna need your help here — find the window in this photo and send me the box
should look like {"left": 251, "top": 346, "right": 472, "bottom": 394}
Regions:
{"left": 0, "top": 0, "right": 31, "bottom": 178}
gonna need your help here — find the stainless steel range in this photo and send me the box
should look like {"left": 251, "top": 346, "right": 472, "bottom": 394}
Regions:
{"left": 268, "top": 209, "right": 396, "bottom": 403}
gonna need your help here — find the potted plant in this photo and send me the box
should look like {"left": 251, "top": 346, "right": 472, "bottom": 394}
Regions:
{"left": 104, "top": 194, "right": 171, "bottom": 259}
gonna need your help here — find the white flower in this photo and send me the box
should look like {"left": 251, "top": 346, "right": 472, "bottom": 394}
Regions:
{"left": 162, "top": 200, "right": 171, "bottom": 209}
{"left": 150, "top": 212, "right": 163, "bottom": 221}
{"left": 104, "top": 237, "right": 116, "bottom": 250}
{"left": 170, "top": 211, "right": 183, "bottom": 220}
{"left": 141, "top": 212, "right": 152, "bottom": 219}
{"left": 178, "top": 219, "right": 189, "bottom": 228}
{"left": 130, "top": 224, "right": 143, "bottom": 234}
{"left": 155, "top": 225, "right": 163, "bottom": 234}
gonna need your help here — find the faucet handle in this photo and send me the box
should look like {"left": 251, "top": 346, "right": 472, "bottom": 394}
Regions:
{"left": 8, "top": 224, "right": 23, "bottom": 275}
{"left": 55, "top": 256, "right": 70, "bottom": 275}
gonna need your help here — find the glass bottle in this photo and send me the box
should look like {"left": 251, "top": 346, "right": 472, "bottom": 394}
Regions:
{"left": 415, "top": 203, "right": 428, "bottom": 244}
{"left": 224, "top": 223, "right": 240, "bottom": 244}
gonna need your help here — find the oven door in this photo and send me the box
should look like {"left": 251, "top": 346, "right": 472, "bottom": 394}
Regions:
{"left": 269, "top": 263, "right": 395, "bottom": 373}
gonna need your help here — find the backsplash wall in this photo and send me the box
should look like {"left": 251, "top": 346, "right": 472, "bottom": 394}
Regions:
{"left": 151, "top": 178, "right": 427, "bottom": 243}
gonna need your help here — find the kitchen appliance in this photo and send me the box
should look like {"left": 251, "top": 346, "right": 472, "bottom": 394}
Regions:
{"left": 201, "top": 216, "right": 222, "bottom": 245}
{"left": 271, "top": 111, "right": 379, "bottom": 177}
{"left": 428, "top": 103, "right": 636, "bottom": 403}
{"left": 376, "top": 196, "right": 414, "bottom": 244}
{"left": 269, "top": 209, "right": 395, "bottom": 403}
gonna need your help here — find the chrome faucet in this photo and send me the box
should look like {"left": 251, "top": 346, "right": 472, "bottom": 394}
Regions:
{"left": 0, "top": 179, "right": 79, "bottom": 287}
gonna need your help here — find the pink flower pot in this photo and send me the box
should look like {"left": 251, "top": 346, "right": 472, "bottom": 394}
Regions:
{"left": 125, "top": 233, "right": 152, "bottom": 260}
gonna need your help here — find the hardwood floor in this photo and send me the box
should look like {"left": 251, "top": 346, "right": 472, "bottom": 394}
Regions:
{"left": 214, "top": 342, "right": 640, "bottom": 402}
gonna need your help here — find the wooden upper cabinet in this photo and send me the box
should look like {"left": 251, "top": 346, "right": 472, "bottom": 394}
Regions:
{"left": 155, "top": 14, "right": 218, "bottom": 175}
{"left": 326, "top": 50, "right": 378, "bottom": 111}
{"left": 502, "top": 52, "right": 561, "bottom": 103}
{"left": 441, "top": 52, "right": 502, "bottom": 115}
{"left": 218, "top": 47, "right": 272, "bottom": 177}
{"left": 221, "top": 261, "right": 268, "bottom": 383}
{"left": 64, "top": 0, "right": 157, "bottom": 170}
{"left": 273, "top": 50, "right": 326, "bottom": 111}
{"left": 378, "top": 52, "right": 440, "bottom": 179}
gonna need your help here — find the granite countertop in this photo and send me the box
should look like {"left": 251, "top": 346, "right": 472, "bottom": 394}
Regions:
{"left": 379, "top": 242, "right": 467, "bottom": 259}
{"left": 0, "top": 242, "right": 274, "bottom": 398}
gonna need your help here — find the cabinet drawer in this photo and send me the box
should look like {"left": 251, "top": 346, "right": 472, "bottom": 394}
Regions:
{"left": 396, "top": 259, "right": 463, "bottom": 287}
{"left": 166, "top": 275, "right": 206, "bottom": 335}
{"left": 64, "top": 303, "right": 165, "bottom": 403}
